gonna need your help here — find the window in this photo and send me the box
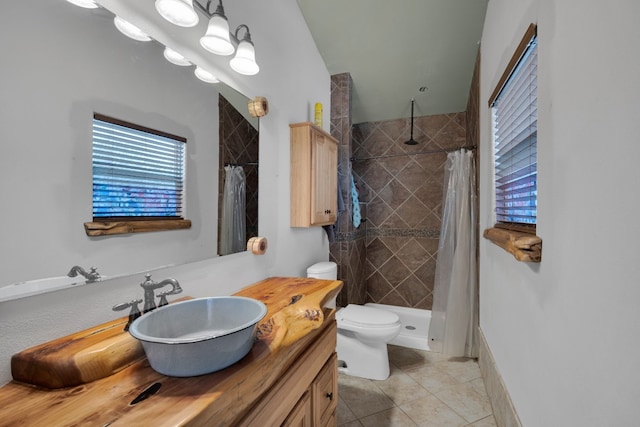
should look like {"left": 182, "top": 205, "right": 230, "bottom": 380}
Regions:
{"left": 489, "top": 24, "right": 537, "bottom": 231}
{"left": 84, "top": 114, "right": 191, "bottom": 236}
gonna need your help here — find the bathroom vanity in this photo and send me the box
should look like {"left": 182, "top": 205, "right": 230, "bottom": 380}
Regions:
{"left": 0, "top": 277, "right": 342, "bottom": 426}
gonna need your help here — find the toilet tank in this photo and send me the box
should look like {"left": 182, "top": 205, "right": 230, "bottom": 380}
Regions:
{"left": 306, "top": 262, "right": 337, "bottom": 280}
{"left": 307, "top": 262, "right": 338, "bottom": 308}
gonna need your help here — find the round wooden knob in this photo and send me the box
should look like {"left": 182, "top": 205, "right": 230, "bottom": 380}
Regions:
{"left": 248, "top": 96, "right": 269, "bottom": 117}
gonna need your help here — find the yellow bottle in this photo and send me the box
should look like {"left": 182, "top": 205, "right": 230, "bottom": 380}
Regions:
{"left": 314, "top": 102, "right": 323, "bottom": 127}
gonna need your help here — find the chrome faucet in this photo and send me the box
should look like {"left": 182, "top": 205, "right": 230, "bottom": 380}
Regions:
{"left": 140, "top": 273, "right": 183, "bottom": 313}
{"left": 67, "top": 265, "right": 101, "bottom": 283}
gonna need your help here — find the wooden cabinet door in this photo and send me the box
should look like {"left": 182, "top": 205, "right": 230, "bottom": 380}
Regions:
{"left": 312, "top": 354, "right": 338, "bottom": 426}
{"left": 310, "top": 130, "right": 338, "bottom": 225}
{"left": 290, "top": 122, "right": 338, "bottom": 227}
{"left": 282, "top": 391, "right": 313, "bottom": 427}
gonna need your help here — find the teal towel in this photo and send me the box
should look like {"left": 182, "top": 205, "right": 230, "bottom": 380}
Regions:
{"left": 350, "top": 174, "right": 361, "bottom": 228}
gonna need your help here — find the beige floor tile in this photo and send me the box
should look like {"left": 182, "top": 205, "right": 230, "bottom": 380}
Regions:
{"left": 434, "top": 358, "right": 482, "bottom": 383}
{"left": 337, "top": 397, "right": 358, "bottom": 424}
{"left": 359, "top": 407, "right": 418, "bottom": 427}
{"left": 411, "top": 348, "right": 450, "bottom": 363}
{"left": 467, "top": 414, "right": 498, "bottom": 426}
{"left": 338, "top": 345, "right": 494, "bottom": 427}
{"left": 399, "top": 394, "right": 468, "bottom": 427}
{"left": 435, "top": 382, "right": 493, "bottom": 424}
{"left": 469, "top": 377, "right": 488, "bottom": 397}
{"left": 339, "top": 374, "right": 395, "bottom": 419}
{"left": 388, "top": 346, "right": 436, "bottom": 371}
{"left": 404, "top": 363, "right": 460, "bottom": 393}
{"left": 374, "top": 366, "right": 432, "bottom": 405}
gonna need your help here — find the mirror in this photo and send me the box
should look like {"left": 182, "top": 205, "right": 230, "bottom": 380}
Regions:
{"left": 218, "top": 95, "right": 259, "bottom": 255}
{"left": 0, "top": 0, "right": 258, "bottom": 294}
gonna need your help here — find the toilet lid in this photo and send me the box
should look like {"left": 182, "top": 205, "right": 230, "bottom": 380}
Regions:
{"left": 338, "top": 304, "right": 399, "bottom": 327}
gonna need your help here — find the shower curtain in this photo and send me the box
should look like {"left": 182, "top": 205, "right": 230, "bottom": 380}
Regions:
{"left": 428, "top": 149, "right": 478, "bottom": 358}
{"left": 220, "top": 165, "right": 246, "bottom": 256}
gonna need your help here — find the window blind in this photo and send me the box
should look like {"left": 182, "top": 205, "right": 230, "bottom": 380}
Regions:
{"left": 92, "top": 114, "right": 186, "bottom": 220}
{"left": 491, "top": 35, "right": 537, "bottom": 225}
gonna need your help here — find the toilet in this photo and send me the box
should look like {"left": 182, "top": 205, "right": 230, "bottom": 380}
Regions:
{"left": 307, "top": 262, "right": 402, "bottom": 380}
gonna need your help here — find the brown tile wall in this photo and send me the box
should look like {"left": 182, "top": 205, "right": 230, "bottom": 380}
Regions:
{"left": 218, "top": 95, "right": 259, "bottom": 253}
{"left": 329, "top": 73, "right": 367, "bottom": 306}
{"left": 330, "top": 50, "right": 479, "bottom": 310}
{"left": 352, "top": 111, "right": 466, "bottom": 310}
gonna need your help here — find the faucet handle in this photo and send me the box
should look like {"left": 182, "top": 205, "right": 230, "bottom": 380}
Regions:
{"left": 157, "top": 293, "right": 169, "bottom": 308}
{"left": 112, "top": 298, "right": 143, "bottom": 331}
{"left": 157, "top": 286, "right": 182, "bottom": 308}
{"left": 88, "top": 267, "right": 101, "bottom": 282}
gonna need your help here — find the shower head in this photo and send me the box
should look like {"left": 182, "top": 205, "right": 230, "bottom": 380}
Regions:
{"left": 405, "top": 99, "right": 418, "bottom": 145}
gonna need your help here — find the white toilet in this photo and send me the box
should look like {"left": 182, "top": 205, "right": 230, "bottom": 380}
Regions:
{"left": 307, "top": 262, "right": 402, "bottom": 380}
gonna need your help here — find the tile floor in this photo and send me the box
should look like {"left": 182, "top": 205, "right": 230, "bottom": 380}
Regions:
{"left": 337, "top": 345, "right": 496, "bottom": 427}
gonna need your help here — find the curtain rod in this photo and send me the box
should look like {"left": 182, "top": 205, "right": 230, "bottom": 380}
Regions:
{"left": 350, "top": 145, "right": 476, "bottom": 162}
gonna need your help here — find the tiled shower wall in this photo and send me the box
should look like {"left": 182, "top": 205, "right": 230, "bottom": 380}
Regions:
{"left": 330, "top": 52, "right": 479, "bottom": 310}
{"left": 329, "top": 73, "right": 367, "bottom": 307}
{"left": 218, "top": 95, "right": 259, "bottom": 253}
{"left": 352, "top": 112, "right": 467, "bottom": 309}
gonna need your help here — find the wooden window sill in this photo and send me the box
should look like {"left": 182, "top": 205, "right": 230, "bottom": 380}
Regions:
{"left": 84, "top": 219, "right": 192, "bottom": 236}
{"left": 483, "top": 227, "right": 542, "bottom": 262}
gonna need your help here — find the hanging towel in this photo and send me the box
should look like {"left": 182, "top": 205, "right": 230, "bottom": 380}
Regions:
{"left": 350, "top": 174, "right": 361, "bottom": 228}
{"left": 323, "top": 172, "right": 346, "bottom": 243}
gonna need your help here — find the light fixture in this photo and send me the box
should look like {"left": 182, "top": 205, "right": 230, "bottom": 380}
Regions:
{"left": 158, "top": 0, "right": 260, "bottom": 76}
{"left": 155, "top": 0, "right": 199, "bottom": 27}
{"left": 194, "top": 66, "right": 220, "bottom": 83}
{"left": 163, "top": 47, "right": 191, "bottom": 66}
{"left": 65, "top": 0, "right": 99, "bottom": 9}
{"left": 114, "top": 16, "right": 152, "bottom": 42}
{"left": 230, "top": 25, "right": 259, "bottom": 75}
{"left": 199, "top": 2, "right": 234, "bottom": 55}
{"left": 405, "top": 99, "right": 418, "bottom": 145}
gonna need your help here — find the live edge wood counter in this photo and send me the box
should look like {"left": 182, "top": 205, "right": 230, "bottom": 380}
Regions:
{"left": 0, "top": 277, "right": 343, "bottom": 427}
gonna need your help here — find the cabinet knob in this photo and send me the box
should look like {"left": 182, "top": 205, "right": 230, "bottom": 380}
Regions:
{"left": 326, "top": 392, "right": 333, "bottom": 401}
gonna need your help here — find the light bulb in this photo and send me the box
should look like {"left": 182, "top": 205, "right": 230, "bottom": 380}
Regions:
{"left": 65, "top": 0, "right": 99, "bottom": 9}
{"left": 230, "top": 39, "right": 259, "bottom": 75}
{"left": 114, "top": 17, "right": 152, "bottom": 42}
{"left": 164, "top": 47, "right": 191, "bottom": 66}
{"left": 200, "top": 15, "right": 234, "bottom": 56}
{"left": 155, "top": 0, "right": 199, "bottom": 28}
{"left": 194, "top": 67, "right": 220, "bottom": 84}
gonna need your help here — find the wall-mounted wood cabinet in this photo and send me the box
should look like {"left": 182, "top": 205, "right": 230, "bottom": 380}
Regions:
{"left": 290, "top": 122, "right": 338, "bottom": 227}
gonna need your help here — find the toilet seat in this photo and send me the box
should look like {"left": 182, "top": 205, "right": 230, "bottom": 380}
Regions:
{"left": 337, "top": 304, "right": 400, "bottom": 328}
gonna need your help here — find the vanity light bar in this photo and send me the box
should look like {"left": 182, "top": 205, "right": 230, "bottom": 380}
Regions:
{"left": 159, "top": 0, "right": 260, "bottom": 76}
{"left": 65, "top": 0, "right": 221, "bottom": 84}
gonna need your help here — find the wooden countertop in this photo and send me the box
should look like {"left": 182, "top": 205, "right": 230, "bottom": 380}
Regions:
{"left": 0, "top": 277, "right": 342, "bottom": 426}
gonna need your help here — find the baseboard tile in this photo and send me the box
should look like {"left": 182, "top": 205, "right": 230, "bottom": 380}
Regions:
{"left": 477, "top": 327, "right": 523, "bottom": 427}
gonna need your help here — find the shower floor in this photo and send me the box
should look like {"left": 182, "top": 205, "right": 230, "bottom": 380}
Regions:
{"left": 364, "top": 303, "right": 431, "bottom": 351}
